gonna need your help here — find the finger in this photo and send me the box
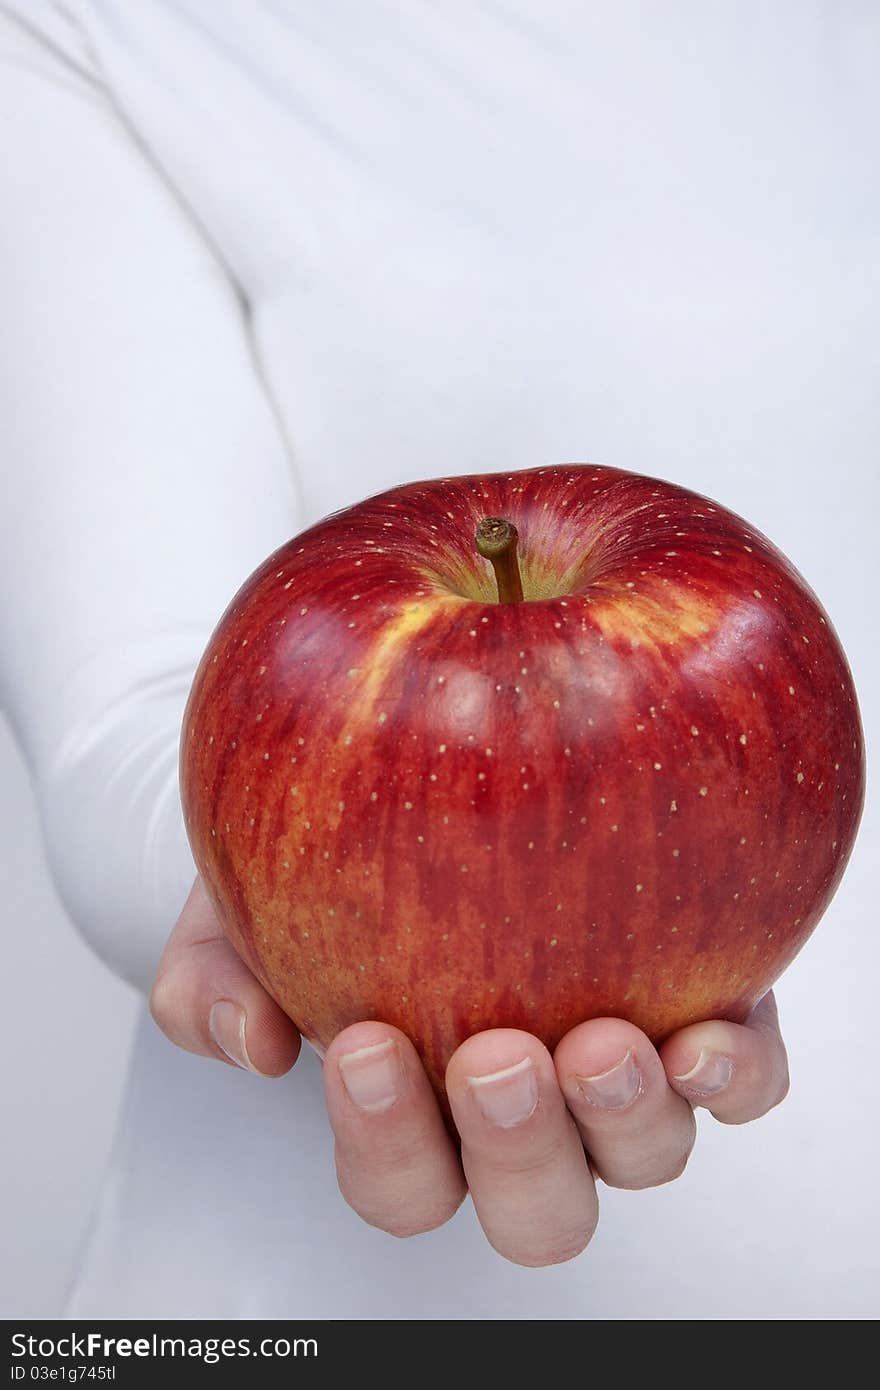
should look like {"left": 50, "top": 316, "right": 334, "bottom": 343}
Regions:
{"left": 446, "top": 1029, "right": 598, "bottom": 1268}
{"left": 660, "top": 990, "right": 790, "bottom": 1124}
{"left": 554, "top": 1018, "right": 697, "bottom": 1190}
{"left": 323, "top": 1022, "right": 466, "bottom": 1238}
{"left": 149, "top": 875, "right": 301, "bottom": 1077}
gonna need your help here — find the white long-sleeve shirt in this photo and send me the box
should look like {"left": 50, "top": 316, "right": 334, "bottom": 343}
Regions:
{"left": 1, "top": 0, "right": 877, "bottom": 1318}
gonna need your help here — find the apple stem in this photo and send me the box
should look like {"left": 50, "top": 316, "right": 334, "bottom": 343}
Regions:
{"left": 475, "top": 517, "right": 524, "bottom": 604}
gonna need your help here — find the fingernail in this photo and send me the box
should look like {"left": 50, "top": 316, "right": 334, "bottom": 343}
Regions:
{"left": 673, "top": 1048, "right": 734, "bottom": 1096}
{"left": 576, "top": 1049, "right": 641, "bottom": 1110}
{"left": 468, "top": 1056, "right": 539, "bottom": 1128}
{"left": 209, "top": 1001, "right": 257, "bottom": 1072}
{"left": 338, "top": 1038, "right": 405, "bottom": 1113}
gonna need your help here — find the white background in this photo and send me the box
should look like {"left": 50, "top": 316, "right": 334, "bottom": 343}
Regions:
{"left": 2, "top": 453, "right": 877, "bottom": 1320}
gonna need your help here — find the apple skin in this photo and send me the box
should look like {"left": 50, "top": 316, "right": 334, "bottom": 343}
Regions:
{"left": 179, "top": 464, "right": 864, "bottom": 1103}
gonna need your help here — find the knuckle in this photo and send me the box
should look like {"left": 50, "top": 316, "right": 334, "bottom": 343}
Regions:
{"left": 337, "top": 1172, "right": 463, "bottom": 1239}
{"left": 596, "top": 1115, "right": 696, "bottom": 1190}
{"left": 724, "top": 1059, "right": 790, "bottom": 1124}
{"left": 383, "top": 1194, "right": 465, "bottom": 1238}
{"left": 501, "top": 1219, "right": 597, "bottom": 1268}
{"left": 465, "top": 1126, "right": 572, "bottom": 1181}
{"left": 347, "top": 1119, "right": 439, "bottom": 1175}
{"left": 148, "top": 969, "right": 177, "bottom": 1035}
{"left": 652, "top": 1145, "right": 692, "bottom": 1186}
{"left": 773, "top": 1065, "right": 791, "bottom": 1109}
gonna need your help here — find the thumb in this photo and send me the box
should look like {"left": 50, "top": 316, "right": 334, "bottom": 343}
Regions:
{"left": 149, "top": 875, "right": 301, "bottom": 1077}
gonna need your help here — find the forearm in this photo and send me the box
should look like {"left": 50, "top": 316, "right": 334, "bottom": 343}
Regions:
{"left": 0, "top": 9, "right": 302, "bottom": 988}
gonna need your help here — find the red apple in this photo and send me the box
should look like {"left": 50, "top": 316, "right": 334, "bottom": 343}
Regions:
{"left": 179, "top": 464, "right": 865, "bottom": 1103}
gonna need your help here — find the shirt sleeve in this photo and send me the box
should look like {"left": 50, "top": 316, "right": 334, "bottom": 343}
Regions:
{"left": 0, "top": 6, "right": 304, "bottom": 992}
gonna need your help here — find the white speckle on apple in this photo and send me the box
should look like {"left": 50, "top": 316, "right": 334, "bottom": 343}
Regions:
{"left": 377, "top": 712, "right": 387, "bottom": 725}
{"left": 478, "top": 772, "right": 486, "bottom": 781}
{"left": 370, "top": 791, "right": 378, "bottom": 801}
{"left": 263, "top": 752, "right": 270, "bottom": 761}
{"left": 797, "top": 772, "right": 804, "bottom": 783}
{"left": 691, "top": 726, "right": 699, "bottom": 736}
{"left": 438, "top": 743, "right": 446, "bottom": 753}
{"left": 654, "top": 762, "right": 662, "bottom": 770}
{"left": 429, "top": 773, "right": 437, "bottom": 782}
{"left": 672, "top": 848, "right": 680, "bottom": 857}
{"left": 740, "top": 734, "right": 748, "bottom": 745}
{"left": 522, "top": 783, "right": 530, "bottom": 790}
{"left": 636, "top": 723, "right": 646, "bottom": 731}
{"left": 469, "top": 630, "right": 477, "bottom": 637}
{"left": 553, "top": 699, "right": 560, "bottom": 709}
{"left": 485, "top": 748, "right": 493, "bottom": 756}
{"left": 636, "top": 884, "right": 643, "bottom": 893}
{"left": 753, "top": 589, "right": 762, "bottom": 599}
{"left": 611, "top": 824, "right": 619, "bottom": 832}
{"left": 670, "top": 800, "right": 677, "bottom": 812}
{"left": 699, "top": 787, "right": 708, "bottom": 796}
{"left": 404, "top": 801, "right": 413, "bottom": 810}
{"left": 289, "top": 786, "right": 298, "bottom": 796}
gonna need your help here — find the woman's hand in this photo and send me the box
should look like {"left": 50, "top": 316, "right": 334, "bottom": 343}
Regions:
{"left": 151, "top": 876, "right": 790, "bottom": 1266}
